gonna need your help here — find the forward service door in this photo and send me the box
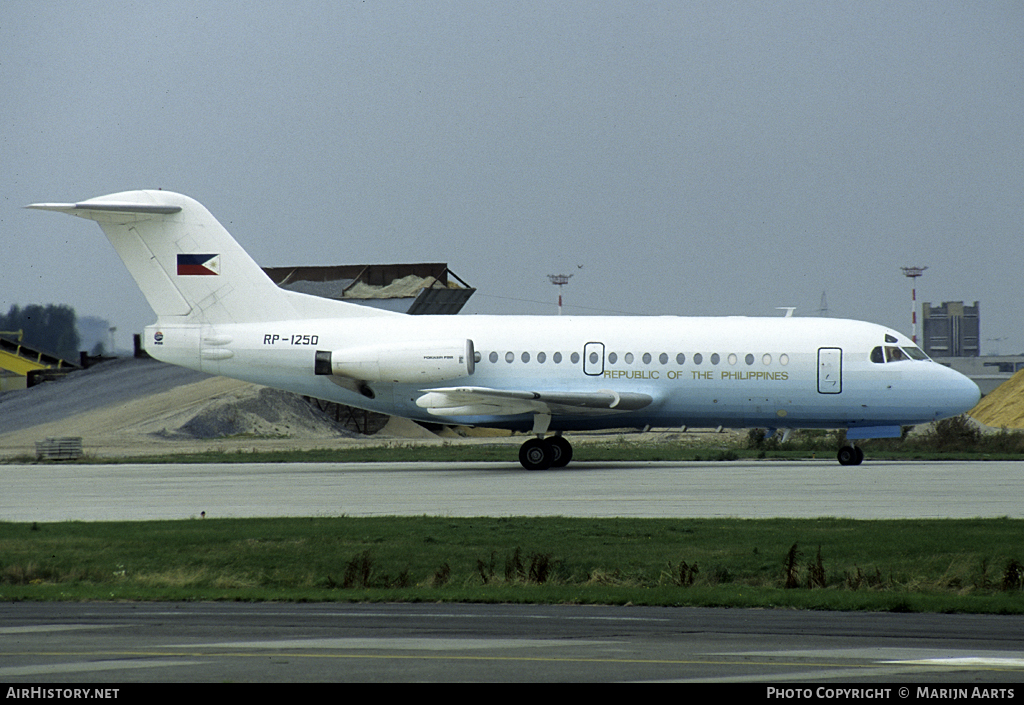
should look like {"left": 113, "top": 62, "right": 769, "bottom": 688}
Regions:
{"left": 817, "top": 347, "right": 842, "bottom": 394}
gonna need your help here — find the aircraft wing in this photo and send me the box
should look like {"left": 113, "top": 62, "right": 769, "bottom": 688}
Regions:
{"left": 415, "top": 386, "right": 653, "bottom": 418}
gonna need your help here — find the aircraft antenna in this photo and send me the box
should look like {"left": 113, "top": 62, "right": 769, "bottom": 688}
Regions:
{"left": 547, "top": 274, "right": 573, "bottom": 315}
{"left": 900, "top": 266, "right": 927, "bottom": 343}
{"left": 818, "top": 291, "right": 829, "bottom": 317}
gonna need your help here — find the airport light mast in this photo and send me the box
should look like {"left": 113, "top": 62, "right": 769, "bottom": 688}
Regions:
{"left": 547, "top": 273, "right": 572, "bottom": 315}
{"left": 900, "top": 266, "right": 927, "bottom": 343}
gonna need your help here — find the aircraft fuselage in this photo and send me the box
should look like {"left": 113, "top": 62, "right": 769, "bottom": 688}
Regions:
{"left": 146, "top": 313, "right": 979, "bottom": 434}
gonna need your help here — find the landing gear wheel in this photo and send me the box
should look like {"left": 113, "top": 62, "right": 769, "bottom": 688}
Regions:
{"left": 519, "top": 438, "right": 552, "bottom": 470}
{"left": 545, "top": 436, "right": 573, "bottom": 468}
{"left": 837, "top": 446, "right": 864, "bottom": 466}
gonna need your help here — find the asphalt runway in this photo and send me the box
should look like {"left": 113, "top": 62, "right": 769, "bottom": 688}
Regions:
{"left": 1, "top": 459, "right": 1021, "bottom": 522}
{"left": 3, "top": 602, "right": 1024, "bottom": 683}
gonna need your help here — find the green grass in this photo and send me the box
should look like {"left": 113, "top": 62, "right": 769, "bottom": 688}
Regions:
{"left": 2, "top": 517, "right": 1023, "bottom": 613}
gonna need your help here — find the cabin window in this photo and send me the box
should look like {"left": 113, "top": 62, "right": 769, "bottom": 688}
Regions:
{"left": 676, "top": 353, "right": 686, "bottom": 365}
{"left": 659, "top": 353, "right": 668, "bottom": 365}
{"left": 554, "top": 352, "right": 562, "bottom": 363}
{"left": 710, "top": 353, "right": 720, "bottom": 365}
{"left": 571, "top": 352, "right": 580, "bottom": 364}
{"left": 505, "top": 351, "right": 514, "bottom": 363}
{"left": 762, "top": 354, "right": 772, "bottom": 365}
{"left": 522, "top": 352, "right": 531, "bottom": 363}
{"left": 642, "top": 352, "right": 652, "bottom": 364}
{"left": 489, "top": 351, "right": 498, "bottom": 363}
{"left": 779, "top": 354, "right": 790, "bottom": 365}
{"left": 537, "top": 351, "right": 546, "bottom": 363}
{"left": 745, "top": 353, "right": 755, "bottom": 365}
{"left": 608, "top": 352, "right": 618, "bottom": 364}
{"left": 693, "top": 353, "right": 703, "bottom": 365}
{"left": 624, "top": 352, "right": 634, "bottom": 364}
{"left": 727, "top": 353, "right": 737, "bottom": 365}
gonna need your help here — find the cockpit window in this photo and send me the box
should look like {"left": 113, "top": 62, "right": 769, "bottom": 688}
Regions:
{"left": 872, "top": 344, "right": 929, "bottom": 363}
{"left": 885, "top": 346, "right": 907, "bottom": 362}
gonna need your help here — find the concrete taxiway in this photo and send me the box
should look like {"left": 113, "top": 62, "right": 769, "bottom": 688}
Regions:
{"left": 1, "top": 459, "right": 1021, "bottom": 522}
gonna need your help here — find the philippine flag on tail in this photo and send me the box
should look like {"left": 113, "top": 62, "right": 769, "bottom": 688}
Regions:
{"left": 177, "top": 253, "right": 220, "bottom": 276}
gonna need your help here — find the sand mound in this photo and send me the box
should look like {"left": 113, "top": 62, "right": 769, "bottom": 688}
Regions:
{"left": 0, "top": 359, "right": 444, "bottom": 458}
{"left": 969, "top": 369, "right": 1024, "bottom": 429}
{"left": 151, "top": 385, "right": 362, "bottom": 440}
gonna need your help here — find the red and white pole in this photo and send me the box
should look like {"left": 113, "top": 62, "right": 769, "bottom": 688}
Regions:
{"left": 900, "top": 266, "right": 927, "bottom": 344}
{"left": 911, "top": 286, "right": 917, "bottom": 343}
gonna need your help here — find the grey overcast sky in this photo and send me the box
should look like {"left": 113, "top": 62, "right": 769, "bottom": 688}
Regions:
{"left": 3, "top": 2, "right": 1022, "bottom": 353}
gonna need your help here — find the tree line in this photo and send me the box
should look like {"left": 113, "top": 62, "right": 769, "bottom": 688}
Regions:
{"left": 0, "top": 304, "right": 81, "bottom": 362}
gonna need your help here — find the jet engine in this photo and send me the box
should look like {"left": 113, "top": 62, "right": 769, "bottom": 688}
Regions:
{"left": 315, "top": 339, "right": 475, "bottom": 384}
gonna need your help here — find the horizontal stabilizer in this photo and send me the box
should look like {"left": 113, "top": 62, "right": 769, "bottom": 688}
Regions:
{"left": 28, "top": 202, "right": 182, "bottom": 215}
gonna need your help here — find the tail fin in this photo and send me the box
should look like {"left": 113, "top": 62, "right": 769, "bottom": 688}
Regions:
{"left": 28, "top": 190, "right": 390, "bottom": 324}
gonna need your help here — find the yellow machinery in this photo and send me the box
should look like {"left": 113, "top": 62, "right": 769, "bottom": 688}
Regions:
{"left": 0, "top": 331, "right": 77, "bottom": 390}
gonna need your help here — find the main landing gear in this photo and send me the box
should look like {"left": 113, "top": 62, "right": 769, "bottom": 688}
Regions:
{"left": 519, "top": 435, "right": 573, "bottom": 470}
{"left": 837, "top": 445, "right": 864, "bottom": 466}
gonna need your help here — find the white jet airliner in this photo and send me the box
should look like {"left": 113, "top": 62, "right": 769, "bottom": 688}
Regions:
{"left": 29, "top": 191, "right": 981, "bottom": 469}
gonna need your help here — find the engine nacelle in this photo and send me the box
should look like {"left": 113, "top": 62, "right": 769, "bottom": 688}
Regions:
{"left": 315, "top": 339, "right": 475, "bottom": 384}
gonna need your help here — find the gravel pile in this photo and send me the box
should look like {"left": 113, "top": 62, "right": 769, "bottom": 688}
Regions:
{"left": 969, "top": 369, "right": 1024, "bottom": 429}
{"left": 0, "top": 357, "right": 406, "bottom": 458}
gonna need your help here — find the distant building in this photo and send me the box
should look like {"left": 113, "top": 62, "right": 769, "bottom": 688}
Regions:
{"left": 262, "top": 263, "right": 475, "bottom": 315}
{"left": 922, "top": 301, "right": 980, "bottom": 358}
{"left": 933, "top": 354, "right": 1024, "bottom": 396}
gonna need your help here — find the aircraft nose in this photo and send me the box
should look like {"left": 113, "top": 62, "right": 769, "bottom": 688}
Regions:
{"left": 944, "top": 368, "right": 981, "bottom": 417}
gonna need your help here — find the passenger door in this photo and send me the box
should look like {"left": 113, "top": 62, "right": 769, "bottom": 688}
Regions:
{"left": 583, "top": 342, "right": 605, "bottom": 376}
